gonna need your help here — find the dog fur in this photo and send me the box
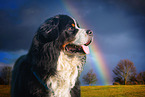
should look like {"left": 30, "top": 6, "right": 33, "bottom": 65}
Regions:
{"left": 11, "top": 15, "right": 93, "bottom": 97}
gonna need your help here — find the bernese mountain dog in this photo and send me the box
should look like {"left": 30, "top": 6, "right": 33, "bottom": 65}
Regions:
{"left": 11, "top": 15, "right": 93, "bottom": 97}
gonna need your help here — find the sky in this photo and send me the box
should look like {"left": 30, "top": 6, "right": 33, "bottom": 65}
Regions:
{"left": 0, "top": 0, "right": 145, "bottom": 85}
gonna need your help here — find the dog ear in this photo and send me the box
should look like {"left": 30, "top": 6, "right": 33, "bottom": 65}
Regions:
{"left": 37, "top": 16, "right": 59, "bottom": 42}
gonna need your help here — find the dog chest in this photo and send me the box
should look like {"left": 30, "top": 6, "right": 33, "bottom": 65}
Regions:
{"left": 47, "top": 52, "right": 82, "bottom": 97}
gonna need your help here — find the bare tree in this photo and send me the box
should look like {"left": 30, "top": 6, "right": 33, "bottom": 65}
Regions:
{"left": 1, "top": 66, "right": 12, "bottom": 85}
{"left": 0, "top": 77, "right": 5, "bottom": 85}
{"left": 136, "top": 71, "right": 145, "bottom": 84}
{"left": 113, "top": 59, "right": 136, "bottom": 85}
{"left": 83, "top": 69, "right": 97, "bottom": 86}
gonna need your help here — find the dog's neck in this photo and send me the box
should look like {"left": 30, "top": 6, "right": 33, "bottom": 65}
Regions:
{"left": 47, "top": 51, "right": 83, "bottom": 97}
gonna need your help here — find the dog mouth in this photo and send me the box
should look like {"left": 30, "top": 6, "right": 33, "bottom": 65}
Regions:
{"left": 65, "top": 40, "right": 92, "bottom": 54}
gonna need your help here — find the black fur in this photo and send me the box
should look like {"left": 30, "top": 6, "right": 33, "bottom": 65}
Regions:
{"left": 11, "top": 15, "right": 86, "bottom": 97}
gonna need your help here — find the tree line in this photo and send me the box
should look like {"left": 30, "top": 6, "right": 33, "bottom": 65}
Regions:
{"left": 83, "top": 59, "right": 145, "bottom": 85}
{"left": 0, "top": 66, "right": 12, "bottom": 85}
{"left": 0, "top": 59, "right": 144, "bottom": 85}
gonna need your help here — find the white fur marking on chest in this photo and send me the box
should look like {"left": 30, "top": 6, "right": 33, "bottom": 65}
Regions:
{"left": 47, "top": 51, "right": 83, "bottom": 97}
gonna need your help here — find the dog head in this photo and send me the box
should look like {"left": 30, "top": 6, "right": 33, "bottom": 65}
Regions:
{"left": 36, "top": 15, "right": 93, "bottom": 55}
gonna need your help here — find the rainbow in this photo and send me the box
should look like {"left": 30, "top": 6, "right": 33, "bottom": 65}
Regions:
{"left": 61, "top": 0, "right": 87, "bottom": 28}
{"left": 62, "top": 0, "right": 111, "bottom": 85}
{"left": 89, "top": 42, "right": 111, "bottom": 85}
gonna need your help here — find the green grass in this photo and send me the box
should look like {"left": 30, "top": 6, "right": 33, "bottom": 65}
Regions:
{"left": 0, "top": 85, "right": 145, "bottom": 97}
{"left": 81, "top": 85, "right": 145, "bottom": 97}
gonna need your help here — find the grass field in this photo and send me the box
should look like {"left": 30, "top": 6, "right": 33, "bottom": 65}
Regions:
{"left": 0, "top": 85, "right": 10, "bottom": 97}
{"left": 81, "top": 85, "right": 145, "bottom": 97}
{"left": 0, "top": 85, "right": 145, "bottom": 97}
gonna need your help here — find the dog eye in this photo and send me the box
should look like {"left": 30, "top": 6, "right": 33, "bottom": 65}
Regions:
{"left": 68, "top": 27, "right": 73, "bottom": 31}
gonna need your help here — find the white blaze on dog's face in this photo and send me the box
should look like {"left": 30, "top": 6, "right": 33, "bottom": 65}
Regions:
{"left": 72, "top": 19, "right": 89, "bottom": 46}
{"left": 63, "top": 16, "right": 93, "bottom": 55}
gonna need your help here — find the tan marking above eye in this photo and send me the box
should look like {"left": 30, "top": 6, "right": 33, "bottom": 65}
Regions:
{"left": 72, "top": 24, "right": 75, "bottom": 27}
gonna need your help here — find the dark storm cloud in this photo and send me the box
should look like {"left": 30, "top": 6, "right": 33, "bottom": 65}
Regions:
{"left": 0, "top": 0, "right": 60, "bottom": 51}
{"left": 69, "top": 0, "right": 145, "bottom": 39}
{"left": 0, "top": 0, "right": 145, "bottom": 51}
{"left": 0, "top": 0, "right": 68, "bottom": 51}
{"left": 0, "top": 9, "right": 35, "bottom": 50}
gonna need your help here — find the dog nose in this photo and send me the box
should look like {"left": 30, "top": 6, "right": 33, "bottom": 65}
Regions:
{"left": 86, "top": 30, "right": 93, "bottom": 36}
